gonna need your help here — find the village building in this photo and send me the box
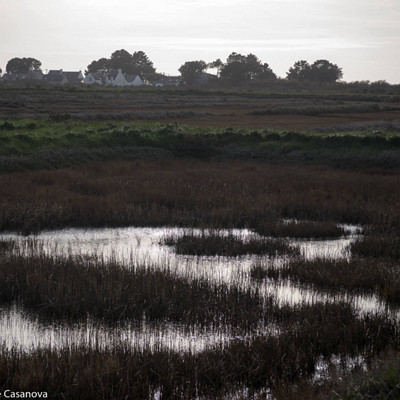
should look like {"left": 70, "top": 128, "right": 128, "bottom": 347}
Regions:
{"left": 153, "top": 76, "right": 181, "bottom": 87}
{"left": 84, "top": 72, "right": 104, "bottom": 85}
{"left": 45, "top": 70, "right": 84, "bottom": 85}
{"left": 84, "top": 69, "right": 143, "bottom": 87}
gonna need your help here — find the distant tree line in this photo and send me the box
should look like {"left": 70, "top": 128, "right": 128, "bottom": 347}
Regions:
{"left": 85, "top": 50, "right": 343, "bottom": 86}
{"left": 2, "top": 51, "right": 397, "bottom": 90}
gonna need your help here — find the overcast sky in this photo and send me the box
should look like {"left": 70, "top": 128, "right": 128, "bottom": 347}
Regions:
{"left": 1, "top": 0, "right": 399, "bottom": 83}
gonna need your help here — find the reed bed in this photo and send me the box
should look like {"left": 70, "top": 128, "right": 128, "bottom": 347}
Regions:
{"left": 250, "top": 258, "right": 400, "bottom": 304}
{"left": 163, "top": 231, "right": 300, "bottom": 256}
{"left": 0, "top": 249, "right": 271, "bottom": 329}
{"left": 0, "top": 301, "right": 397, "bottom": 400}
{"left": 0, "top": 160, "right": 399, "bottom": 234}
{"left": 351, "top": 234, "right": 400, "bottom": 260}
{"left": 1, "top": 159, "right": 400, "bottom": 397}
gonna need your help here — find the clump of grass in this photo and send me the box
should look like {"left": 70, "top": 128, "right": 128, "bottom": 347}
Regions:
{"left": 0, "top": 249, "right": 271, "bottom": 329}
{"left": 163, "top": 231, "right": 300, "bottom": 256}
{"left": 351, "top": 234, "right": 400, "bottom": 260}
{"left": 0, "top": 121, "right": 16, "bottom": 130}
{"left": 252, "top": 220, "right": 346, "bottom": 239}
{"left": 250, "top": 258, "right": 400, "bottom": 304}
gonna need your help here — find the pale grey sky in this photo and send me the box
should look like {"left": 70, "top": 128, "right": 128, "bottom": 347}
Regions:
{"left": 1, "top": 0, "right": 399, "bottom": 82}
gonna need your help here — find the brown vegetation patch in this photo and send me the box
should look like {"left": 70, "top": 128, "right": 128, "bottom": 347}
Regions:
{"left": 0, "top": 160, "right": 399, "bottom": 233}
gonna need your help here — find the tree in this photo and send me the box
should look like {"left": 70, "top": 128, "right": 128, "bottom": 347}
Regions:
{"left": 109, "top": 49, "right": 133, "bottom": 73}
{"left": 259, "top": 62, "right": 277, "bottom": 80}
{"left": 309, "top": 59, "right": 343, "bottom": 83}
{"left": 286, "top": 59, "right": 343, "bottom": 83}
{"left": 208, "top": 58, "right": 223, "bottom": 77}
{"left": 178, "top": 60, "right": 208, "bottom": 86}
{"left": 286, "top": 60, "right": 311, "bottom": 81}
{"left": 85, "top": 58, "right": 110, "bottom": 75}
{"left": 6, "top": 57, "right": 42, "bottom": 74}
{"left": 131, "top": 51, "right": 156, "bottom": 80}
{"left": 86, "top": 49, "right": 157, "bottom": 80}
{"left": 219, "top": 52, "right": 276, "bottom": 85}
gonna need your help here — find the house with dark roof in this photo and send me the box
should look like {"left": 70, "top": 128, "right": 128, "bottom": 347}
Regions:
{"left": 63, "top": 71, "right": 84, "bottom": 84}
{"left": 84, "top": 72, "right": 104, "bottom": 85}
{"left": 153, "top": 76, "right": 181, "bottom": 87}
{"left": 45, "top": 70, "right": 67, "bottom": 84}
{"left": 45, "top": 70, "right": 83, "bottom": 85}
{"left": 124, "top": 73, "right": 143, "bottom": 86}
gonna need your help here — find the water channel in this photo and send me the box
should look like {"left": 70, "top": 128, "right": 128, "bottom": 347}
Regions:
{"left": 1, "top": 225, "right": 392, "bottom": 353}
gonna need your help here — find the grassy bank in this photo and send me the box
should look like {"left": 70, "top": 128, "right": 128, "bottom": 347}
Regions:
{"left": 1, "top": 120, "right": 400, "bottom": 172}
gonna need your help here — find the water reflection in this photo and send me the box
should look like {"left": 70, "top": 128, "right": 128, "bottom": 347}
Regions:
{"left": 1, "top": 225, "right": 392, "bottom": 353}
{"left": 0, "top": 304, "right": 268, "bottom": 353}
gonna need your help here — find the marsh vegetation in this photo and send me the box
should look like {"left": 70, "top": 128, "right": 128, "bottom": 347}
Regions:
{"left": 1, "top": 87, "right": 400, "bottom": 399}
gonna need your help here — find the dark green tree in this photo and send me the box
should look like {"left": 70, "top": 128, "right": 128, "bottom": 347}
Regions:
{"left": 109, "top": 49, "right": 133, "bottom": 72}
{"left": 259, "top": 62, "right": 277, "bottom": 80}
{"left": 6, "top": 57, "right": 42, "bottom": 74}
{"left": 286, "top": 60, "right": 311, "bottom": 81}
{"left": 87, "top": 50, "right": 157, "bottom": 80}
{"left": 219, "top": 52, "right": 276, "bottom": 84}
{"left": 131, "top": 51, "right": 157, "bottom": 80}
{"left": 85, "top": 58, "right": 110, "bottom": 75}
{"left": 309, "top": 59, "right": 343, "bottom": 83}
{"left": 178, "top": 60, "right": 208, "bottom": 86}
{"left": 208, "top": 58, "right": 223, "bottom": 77}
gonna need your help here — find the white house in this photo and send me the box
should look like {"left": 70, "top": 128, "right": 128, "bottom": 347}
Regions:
{"left": 124, "top": 74, "right": 143, "bottom": 86}
{"left": 103, "top": 69, "right": 143, "bottom": 87}
{"left": 84, "top": 72, "right": 104, "bottom": 85}
{"left": 84, "top": 69, "right": 144, "bottom": 87}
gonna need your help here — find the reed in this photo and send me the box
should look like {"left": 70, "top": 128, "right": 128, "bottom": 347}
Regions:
{"left": 163, "top": 231, "right": 300, "bottom": 256}
{"left": 351, "top": 234, "right": 400, "bottom": 260}
{"left": 1, "top": 160, "right": 399, "bottom": 233}
{"left": 250, "top": 258, "right": 400, "bottom": 304}
{"left": 0, "top": 247, "right": 271, "bottom": 329}
{"left": 0, "top": 302, "right": 397, "bottom": 399}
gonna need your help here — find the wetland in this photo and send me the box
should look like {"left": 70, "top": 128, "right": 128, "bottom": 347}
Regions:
{"left": 1, "top": 86, "right": 400, "bottom": 399}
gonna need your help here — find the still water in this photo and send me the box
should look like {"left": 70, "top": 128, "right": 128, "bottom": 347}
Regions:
{"left": 1, "top": 225, "right": 389, "bottom": 353}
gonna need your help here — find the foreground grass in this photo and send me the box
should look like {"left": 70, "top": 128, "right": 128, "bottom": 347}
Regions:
{"left": 0, "top": 303, "right": 398, "bottom": 400}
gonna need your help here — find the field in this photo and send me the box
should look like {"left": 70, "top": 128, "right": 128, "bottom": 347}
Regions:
{"left": 0, "top": 85, "right": 400, "bottom": 399}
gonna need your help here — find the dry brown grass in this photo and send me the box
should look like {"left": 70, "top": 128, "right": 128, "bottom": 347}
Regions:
{"left": 0, "top": 160, "right": 399, "bottom": 233}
